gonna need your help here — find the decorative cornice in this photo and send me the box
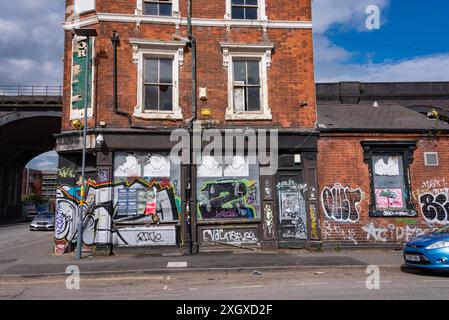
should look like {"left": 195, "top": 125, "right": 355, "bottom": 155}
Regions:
{"left": 63, "top": 13, "right": 312, "bottom": 30}
{"left": 129, "top": 38, "right": 187, "bottom": 65}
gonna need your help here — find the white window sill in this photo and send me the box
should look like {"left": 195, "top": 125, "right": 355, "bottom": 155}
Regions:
{"left": 133, "top": 109, "right": 183, "bottom": 120}
{"left": 225, "top": 111, "right": 272, "bottom": 121}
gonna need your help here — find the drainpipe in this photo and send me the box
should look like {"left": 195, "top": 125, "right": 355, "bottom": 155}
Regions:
{"left": 186, "top": 0, "right": 197, "bottom": 255}
{"left": 111, "top": 31, "right": 132, "bottom": 126}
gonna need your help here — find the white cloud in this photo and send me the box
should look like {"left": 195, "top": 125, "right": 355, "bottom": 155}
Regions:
{"left": 27, "top": 151, "right": 58, "bottom": 170}
{"left": 0, "top": 1, "right": 64, "bottom": 86}
{"left": 313, "top": 0, "right": 449, "bottom": 82}
{"left": 312, "top": 0, "right": 390, "bottom": 34}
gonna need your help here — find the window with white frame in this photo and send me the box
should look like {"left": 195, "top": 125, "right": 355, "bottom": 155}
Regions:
{"left": 231, "top": 0, "right": 258, "bottom": 19}
{"left": 144, "top": 0, "right": 172, "bottom": 16}
{"left": 222, "top": 43, "right": 273, "bottom": 120}
{"left": 131, "top": 39, "right": 185, "bottom": 120}
{"left": 144, "top": 57, "right": 173, "bottom": 111}
{"left": 233, "top": 60, "right": 261, "bottom": 112}
{"left": 136, "top": 0, "right": 179, "bottom": 17}
{"left": 225, "top": 0, "right": 267, "bottom": 20}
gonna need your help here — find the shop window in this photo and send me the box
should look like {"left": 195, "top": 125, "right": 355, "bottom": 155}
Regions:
{"left": 362, "top": 141, "right": 417, "bottom": 217}
{"left": 113, "top": 152, "right": 181, "bottom": 223}
{"left": 196, "top": 155, "right": 261, "bottom": 220}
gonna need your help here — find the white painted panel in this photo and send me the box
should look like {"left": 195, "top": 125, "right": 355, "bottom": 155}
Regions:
{"left": 114, "top": 226, "right": 177, "bottom": 247}
{"left": 74, "top": 0, "right": 96, "bottom": 14}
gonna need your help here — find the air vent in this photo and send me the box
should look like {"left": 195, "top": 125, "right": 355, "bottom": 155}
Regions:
{"left": 424, "top": 152, "right": 439, "bottom": 166}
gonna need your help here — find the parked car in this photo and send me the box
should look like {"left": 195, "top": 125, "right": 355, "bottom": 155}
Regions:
{"left": 403, "top": 224, "right": 449, "bottom": 271}
{"left": 25, "top": 211, "right": 39, "bottom": 222}
{"left": 29, "top": 213, "right": 55, "bottom": 231}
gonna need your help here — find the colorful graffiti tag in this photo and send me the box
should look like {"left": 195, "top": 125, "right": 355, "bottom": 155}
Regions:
{"left": 197, "top": 179, "right": 258, "bottom": 220}
{"left": 55, "top": 177, "right": 182, "bottom": 253}
{"left": 55, "top": 181, "right": 105, "bottom": 254}
{"left": 113, "top": 178, "right": 181, "bottom": 224}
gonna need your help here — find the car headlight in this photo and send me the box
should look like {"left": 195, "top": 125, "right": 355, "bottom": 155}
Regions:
{"left": 426, "top": 241, "right": 449, "bottom": 250}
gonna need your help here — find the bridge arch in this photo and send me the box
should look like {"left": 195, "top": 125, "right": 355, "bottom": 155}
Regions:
{"left": 0, "top": 93, "right": 61, "bottom": 221}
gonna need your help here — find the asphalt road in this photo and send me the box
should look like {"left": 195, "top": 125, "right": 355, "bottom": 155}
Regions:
{"left": 0, "top": 223, "right": 448, "bottom": 300}
{"left": 0, "top": 267, "right": 449, "bottom": 300}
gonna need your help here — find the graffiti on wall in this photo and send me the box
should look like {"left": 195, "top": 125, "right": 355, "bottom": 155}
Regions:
{"left": 419, "top": 193, "right": 449, "bottom": 224}
{"left": 264, "top": 203, "right": 274, "bottom": 237}
{"left": 277, "top": 180, "right": 307, "bottom": 240}
{"left": 321, "top": 183, "right": 362, "bottom": 223}
{"left": 309, "top": 203, "right": 319, "bottom": 240}
{"left": 55, "top": 176, "right": 182, "bottom": 253}
{"left": 322, "top": 221, "right": 358, "bottom": 245}
{"left": 202, "top": 228, "right": 259, "bottom": 244}
{"left": 55, "top": 181, "right": 107, "bottom": 254}
{"left": 362, "top": 222, "right": 435, "bottom": 243}
{"left": 197, "top": 179, "right": 258, "bottom": 220}
{"left": 416, "top": 179, "right": 449, "bottom": 224}
{"left": 113, "top": 178, "right": 181, "bottom": 224}
{"left": 114, "top": 226, "right": 177, "bottom": 247}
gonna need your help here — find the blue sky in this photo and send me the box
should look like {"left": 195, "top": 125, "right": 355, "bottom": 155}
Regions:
{"left": 1, "top": 1, "right": 447, "bottom": 169}
{"left": 313, "top": 0, "right": 449, "bottom": 82}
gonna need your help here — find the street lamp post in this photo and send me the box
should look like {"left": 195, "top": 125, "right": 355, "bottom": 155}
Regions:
{"left": 73, "top": 28, "right": 98, "bottom": 260}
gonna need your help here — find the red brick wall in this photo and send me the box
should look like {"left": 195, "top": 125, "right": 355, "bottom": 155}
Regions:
{"left": 318, "top": 133, "right": 449, "bottom": 246}
{"left": 61, "top": 0, "right": 316, "bottom": 131}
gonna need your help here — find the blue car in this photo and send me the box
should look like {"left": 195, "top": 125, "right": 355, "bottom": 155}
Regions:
{"left": 404, "top": 224, "right": 449, "bottom": 271}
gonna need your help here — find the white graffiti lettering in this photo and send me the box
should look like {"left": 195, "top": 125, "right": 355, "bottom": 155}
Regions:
{"left": 203, "top": 229, "right": 258, "bottom": 243}
{"left": 322, "top": 221, "right": 358, "bottom": 245}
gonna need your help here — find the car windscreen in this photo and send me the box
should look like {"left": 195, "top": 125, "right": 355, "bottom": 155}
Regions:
{"left": 37, "top": 214, "right": 54, "bottom": 219}
{"left": 433, "top": 224, "right": 449, "bottom": 234}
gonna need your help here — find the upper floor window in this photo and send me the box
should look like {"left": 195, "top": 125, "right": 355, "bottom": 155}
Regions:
{"left": 136, "top": 0, "right": 179, "bottom": 17}
{"left": 130, "top": 38, "right": 185, "bottom": 120}
{"left": 144, "top": 0, "right": 172, "bottom": 16}
{"left": 144, "top": 57, "right": 173, "bottom": 111}
{"left": 221, "top": 42, "right": 273, "bottom": 120}
{"left": 225, "top": 0, "right": 267, "bottom": 21}
{"left": 233, "top": 60, "right": 260, "bottom": 112}
{"left": 231, "top": 0, "right": 258, "bottom": 19}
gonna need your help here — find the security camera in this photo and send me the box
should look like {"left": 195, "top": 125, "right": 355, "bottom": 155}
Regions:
{"left": 72, "top": 120, "right": 84, "bottom": 130}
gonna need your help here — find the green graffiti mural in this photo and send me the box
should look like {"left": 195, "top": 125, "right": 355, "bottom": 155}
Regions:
{"left": 197, "top": 179, "right": 258, "bottom": 220}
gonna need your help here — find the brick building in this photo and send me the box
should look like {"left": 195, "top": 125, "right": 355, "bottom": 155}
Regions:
{"left": 56, "top": 0, "right": 318, "bottom": 254}
{"left": 317, "top": 102, "right": 449, "bottom": 247}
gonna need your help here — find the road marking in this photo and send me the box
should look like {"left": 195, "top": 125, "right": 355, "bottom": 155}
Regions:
{"left": 295, "top": 282, "right": 328, "bottom": 286}
{"left": 229, "top": 285, "right": 263, "bottom": 289}
{"left": 356, "top": 281, "right": 392, "bottom": 284}
{"left": 167, "top": 262, "right": 188, "bottom": 268}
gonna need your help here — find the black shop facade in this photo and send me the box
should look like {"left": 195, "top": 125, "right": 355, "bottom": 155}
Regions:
{"left": 54, "top": 128, "right": 319, "bottom": 255}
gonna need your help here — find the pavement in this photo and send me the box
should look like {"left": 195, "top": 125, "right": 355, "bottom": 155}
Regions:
{"left": 0, "top": 222, "right": 405, "bottom": 279}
